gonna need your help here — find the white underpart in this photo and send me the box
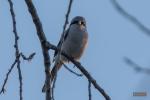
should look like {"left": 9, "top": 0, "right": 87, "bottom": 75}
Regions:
{"left": 55, "top": 24, "right": 88, "bottom": 63}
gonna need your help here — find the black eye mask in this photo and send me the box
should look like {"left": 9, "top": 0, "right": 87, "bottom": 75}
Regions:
{"left": 70, "top": 21, "right": 79, "bottom": 25}
{"left": 71, "top": 21, "right": 86, "bottom": 26}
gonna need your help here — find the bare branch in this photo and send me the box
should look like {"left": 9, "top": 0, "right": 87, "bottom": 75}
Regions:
{"left": 0, "top": 1, "right": 34, "bottom": 100}
{"left": 20, "top": 52, "right": 36, "bottom": 61}
{"left": 51, "top": 63, "right": 83, "bottom": 100}
{"left": 0, "top": 59, "right": 17, "bottom": 94}
{"left": 110, "top": 0, "right": 150, "bottom": 36}
{"left": 88, "top": 80, "right": 92, "bottom": 100}
{"left": 7, "top": 0, "right": 23, "bottom": 99}
{"left": 46, "top": 42, "right": 111, "bottom": 100}
{"left": 63, "top": 63, "right": 83, "bottom": 77}
{"left": 51, "top": 74, "right": 57, "bottom": 100}
{"left": 124, "top": 57, "right": 150, "bottom": 74}
{"left": 51, "top": 1, "right": 73, "bottom": 100}
{"left": 59, "top": 0, "right": 73, "bottom": 50}
{"left": 17, "top": 60, "right": 23, "bottom": 100}
{"left": 24, "top": 0, "right": 51, "bottom": 99}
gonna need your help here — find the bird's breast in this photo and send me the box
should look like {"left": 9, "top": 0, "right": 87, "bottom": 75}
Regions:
{"left": 62, "top": 26, "right": 88, "bottom": 60}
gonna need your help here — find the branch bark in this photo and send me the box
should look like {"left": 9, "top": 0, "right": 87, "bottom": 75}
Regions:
{"left": 24, "top": 0, "right": 51, "bottom": 100}
{"left": 7, "top": 0, "right": 22, "bottom": 99}
{"left": 46, "top": 42, "right": 111, "bottom": 100}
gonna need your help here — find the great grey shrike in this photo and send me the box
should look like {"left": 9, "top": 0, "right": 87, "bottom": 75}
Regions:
{"left": 51, "top": 16, "right": 88, "bottom": 81}
{"left": 42, "top": 16, "right": 88, "bottom": 92}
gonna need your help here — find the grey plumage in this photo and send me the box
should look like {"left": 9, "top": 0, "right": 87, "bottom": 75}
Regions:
{"left": 42, "top": 16, "right": 88, "bottom": 92}
{"left": 52, "top": 16, "right": 88, "bottom": 81}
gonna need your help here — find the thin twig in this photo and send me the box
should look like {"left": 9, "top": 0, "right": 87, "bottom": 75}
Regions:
{"left": 46, "top": 42, "right": 111, "bottom": 100}
{"left": 110, "top": 0, "right": 150, "bottom": 36}
{"left": 51, "top": 1, "right": 73, "bottom": 99}
{"left": 0, "top": 59, "right": 17, "bottom": 94}
{"left": 24, "top": 0, "right": 51, "bottom": 100}
{"left": 7, "top": 0, "right": 23, "bottom": 100}
{"left": 88, "top": 80, "right": 92, "bottom": 100}
{"left": 124, "top": 57, "right": 150, "bottom": 74}
{"left": 57, "top": 0, "right": 73, "bottom": 61}
{"left": 63, "top": 63, "right": 83, "bottom": 77}
{"left": 20, "top": 52, "right": 36, "bottom": 61}
{"left": 59, "top": 0, "right": 73, "bottom": 49}
{"left": 51, "top": 73, "right": 57, "bottom": 100}
{"left": 51, "top": 63, "right": 83, "bottom": 100}
{"left": 1, "top": 0, "right": 34, "bottom": 99}
{"left": 17, "top": 60, "right": 23, "bottom": 100}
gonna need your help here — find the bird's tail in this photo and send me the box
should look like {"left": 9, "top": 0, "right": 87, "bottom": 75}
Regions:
{"left": 42, "top": 61, "right": 63, "bottom": 92}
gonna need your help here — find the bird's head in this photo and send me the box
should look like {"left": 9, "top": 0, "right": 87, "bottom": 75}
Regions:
{"left": 70, "top": 16, "right": 86, "bottom": 28}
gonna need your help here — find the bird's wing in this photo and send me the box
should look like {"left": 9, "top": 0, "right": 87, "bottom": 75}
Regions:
{"left": 53, "top": 28, "right": 70, "bottom": 61}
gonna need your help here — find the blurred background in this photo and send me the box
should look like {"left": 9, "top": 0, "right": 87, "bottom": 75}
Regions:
{"left": 0, "top": 0, "right": 150, "bottom": 100}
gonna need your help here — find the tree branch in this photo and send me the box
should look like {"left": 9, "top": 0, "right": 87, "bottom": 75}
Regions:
{"left": 16, "top": 60, "right": 23, "bottom": 100}
{"left": 7, "top": 0, "right": 23, "bottom": 99}
{"left": 110, "top": 0, "right": 150, "bottom": 36}
{"left": 20, "top": 52, "right": 36, "bottom": 61}
{"left": 46, "top": 42, "right": 111, "bottom": 100}
{"left": 0, "top": 1, "right": 35, "bottom": 100}
{"left": 51, "top": 1, "right": 74, "bottom": 99}
{"left": 88, "top": 80, "right": 92, "bottom": 100}
{"left": 124, "top": 57, "right": 150, "bottom": 74}
{"left": 24, "top": 0, "right": 51, "bottom": 100}
{"left": 63, "top": 63, "right": 83, "bottom": 77}
{"left": 59, "top": 0, "right": 73, "bottom": 50}
{"left": 57, "top": 0, "right": 73, "bottom": 71}
{"left": 0, "top": 59, "right": 17, "bottom": 94}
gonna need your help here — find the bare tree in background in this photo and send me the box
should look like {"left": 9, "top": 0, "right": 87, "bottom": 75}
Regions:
{"left": 110, "top": 0, "right": 150, "bottom": 74}
{"left": 0, "top": 0, "right": 111, "bottom": 100}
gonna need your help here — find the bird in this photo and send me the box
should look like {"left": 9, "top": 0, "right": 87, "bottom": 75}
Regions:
{"left": 42, "top": 16, "right": 88, "bottom": 92}
{"left": 51, "top": 16, "right": 88, "bottom": 80}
